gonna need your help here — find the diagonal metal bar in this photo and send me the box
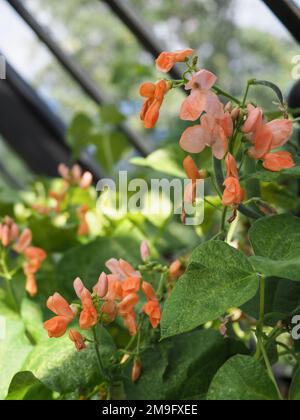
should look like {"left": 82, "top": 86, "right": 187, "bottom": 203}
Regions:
{"left": 261, "top": 0, "right": 300, "bottom": 44}
{"left": 100, "top": 0, "right": 183, "bottom": 81}
{"left": 6, "top": 0, "right": 149, "bottom": 156}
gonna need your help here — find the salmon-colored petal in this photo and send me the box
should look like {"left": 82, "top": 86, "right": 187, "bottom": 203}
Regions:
{"left": 180, "top": 90, "right": 206, "bottom": 121}
{"left": 156, "top": 49, "right": 193, "bottom": 73}
{"left": 266, "top": 119, "right": 293, "bottom": 149}
{"left": 119, "top": 259, "right": 140, "bottom": 278}
{"left": 74, "top": 277, "right": 85, "bottom": 299}
{"left": 180, "top": 125, "right": 206, "bottom": 153}
{"left": 242, "top": 105, "right": 263, "bottom": 133}
{"left": 263, "top": 151, "right": 295, "bottom": 172}
{"left": 217, "top": 112, "right": 234, "bottom": 138}
{"left": 141, "top": 281, "right": 157, "bottom": 302}
{"left": 139, "top": 82, "right": 156, "bottom": 98}
{"left": 183, "top": 155, "right": 200, "bottom": 180}
{"left": 122, "top": 277, "right": 141, "bottom": 296}
{"left": 185, "top": 69, "right": 217, "bottom": 91}
{"left": 226, "top": 153, "right": 239, "bottom": 179}
{"left": 222, "top": 177, "right": 245, "bottom": 206}
{"left": 211, "top": 127, "right": 228, "bottom": 160}
{"left": 47, "top": 293, "right": 74, "bottom": 319}
{"left": 249, "top": 125, "right": 273, "bottom": 159}
{"left": 93, "top": 272, "right": 109, "bottom": 298}
{"left": 44, "top": 316, "right": 70, "bottom": 338}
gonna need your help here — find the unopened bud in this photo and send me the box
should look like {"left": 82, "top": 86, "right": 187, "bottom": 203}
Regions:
{"left": 225, "top": 101, "right": 233, "bottom": 112}
{"left": 79, "top": 171, "right": 93, "bottom": 189}
{"left": 93, "top": 272, "right": 108, "bottom": 298}
{"left": 231, "top": 107, "right": 241, "bottom": 120}
{"left": 140, "top": 240, "right": 151, "bottom": 262}
{"left": 120, "top": 354, "right": 130, "bottom": 365}
{"left": 131, "top": 359, "right": 142, "bottom": 382}
{"left": 169, "top": 260, "right": 184, "bottom": 280}
{"left": 69, "top": 329, "right": 86, "bottom": 352}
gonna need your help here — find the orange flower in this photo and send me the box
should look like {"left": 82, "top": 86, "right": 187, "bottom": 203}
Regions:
{"left": 262, "top": 151, "right": 295, "bottom": 172}
{"left": 222, "top": 177, "right": 245, "bottom": 207}
{"left": 180, "top": 70, "right": 223, "bottom": 121}
{"left": 156, "top": 49, "right": 194, "bottom": 73}
{"left": 106, "top": 258, "right": 140, "bottom": 280}
{"left": 140, "top": 80, "right": 169, "bottom": 129}
{"left": 25, "top": 274, "right": 37, "bottom": 298}
{"left": 141, "top": 281, "right": 157, "bottom": 301}
{"left": 0, "top": 217, "right": 19, "bottom": 247}
{"left": 118, "top": 293, "right": 139, "bottom": 316}
{"left": 141, "top": 281, "right": 161, "bottom": 329}
{"left": 23, "top": 247, "right": 47, "bottom": 297}
{"left": 14, "top": 228, "right": 32, "bottom": 253}
{"left": 77, "top": 205, "right": 89, "bottom": 236}
{"left": 79, "top": 288, "right": 98, "bottom": 330}
{"left": 69, "top": 329, "right": 86, "bottom": 352}
{"left": 243, "top": 105, "right": 294, "bottom": 171}
{"left": 180, "top": 112, "right": 231, "bottom": 159}
{"left": 222, "top": 154, "right": 245, "bottom": 207}
{"left": 122, "top": 277, "right": 141, "bottom": 297}
{"left": 44, "top": 293, "right": 75, "bottom": 338}
{"left": 143, "top": 300, "right": 161, "bottom": 329}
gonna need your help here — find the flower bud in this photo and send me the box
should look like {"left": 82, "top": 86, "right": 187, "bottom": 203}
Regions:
{"left": 69, "top": 329, "right": 86, "bottom": 352}
{"left": 131, "top": 359, "right": 142, "bottom": 382}
{"left": 140, "top": 240, "right": 151, "bottom": 262}
{"left": 169, "top": 260, "right": 184, "bottom": 280}
{"left": 74, "top": 277, "right": 85, "bottom": 299}
{"left": 231, "top": 107, "right": 241, "bottom": 120}
{"left": 225, "top": 101, "right": 233, "bottom": 112}
{"left": 93, "top": 272, "right": 108, "bottom": 298}
{"left": 58, "top": 163, "right": 70, "bottom": 180}
{"left": 79, "top": 171, "right": 93, "bottom": 189}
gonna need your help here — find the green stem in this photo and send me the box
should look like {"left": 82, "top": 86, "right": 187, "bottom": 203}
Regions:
{"left": 212, "top": 86, "right": 241, "bottom": 105}
{"left": 221, "top": 206, "right": 228, "bottom": 235}
{"left": 258, "top": 337, "right": 283, "bottom": 400}
{"left": 242, "top": 81, "right": 252, "bottom": 107}
{"left": 92, "top": 326, "right": 108, "bottom": 381}
{"left": 156, "top": 272, "right": 167, "bottom": 301}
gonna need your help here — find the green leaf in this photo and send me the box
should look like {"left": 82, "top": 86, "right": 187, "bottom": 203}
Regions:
{"left": 0, "top": 318, "right": 33, "bottom": 400}
{"left": 67, "top": 113, "right": 94, "bottom": 158}
{"left": 251, "top": 79, "right": 284, "bottom": 106}
{"left": 207, "top": 355, "right": 280, "bottom": 400}
{"left": 161, "top": 241, "right": 259, "bottom": 339}
{"left": 22, "top": 330, "right": 115, "bottom": 395}
{"left": 6, "top": 371, "right": 52, "bottom": 400}
{"left": 94, "top": 131, "right": 129, "bottom": 173}
{"left": 20, "top": 298, "right": 47, "bottom": 344}
{"left": 243, "top": 277, "right": 300, "bottom": 326}
{"left": 124, "top": 329, "right": 240, "bottom": 400}
{"left": 28, "top": 216, "right": 79, "bottom": 253}
{"left": 290, "top": 367, "right": 300, "bottom": 400}
{"left": 249, "top": 214, "right": 300, "bottom": 281}
{"left": 131, "top": 145, "right": 186, "bottom": 178}
{"left": 99, "top": 104, "right": 125, "bottom": 125}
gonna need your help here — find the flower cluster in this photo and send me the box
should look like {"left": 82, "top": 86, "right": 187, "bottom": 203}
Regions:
{"left": 0, "top": 217, "right": 47, "bottom": 296}
{"left": 139, "top": 49, "right": 295, "bottom": 214}
{"left": 44, "top": 244, "right": 162, "bottom": 350}
{"left": 32, "top": 164, "right": 93, "bottom": 236}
